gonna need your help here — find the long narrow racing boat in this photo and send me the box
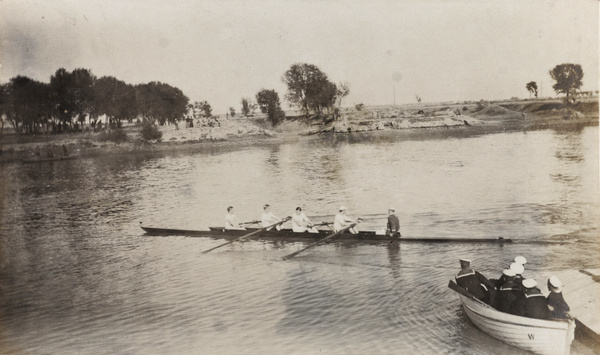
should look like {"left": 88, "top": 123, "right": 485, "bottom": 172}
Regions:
{"left": 140, "top": 224, "right": 511, "bottom": 243}
{"left": 448, "top": 280, "right": 575, "bottom": 355}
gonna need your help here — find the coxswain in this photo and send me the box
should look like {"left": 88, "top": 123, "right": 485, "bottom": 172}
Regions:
{"left": 386, "top": 207, "right": 401, "bottom": 237}
{"left": 547, "top": 276, "right": 570, "bottom": 319}
{"left": 333, "top": 206, "right": 359, "bottom": 234}
{"left": 455, "top": 259, "right": 496, "bottom": 304}
{"left": 511, "top": 279, "right": 550, "bottom": 319}
{"left": 261, "top": 204, "right": 283, "bottom": 231}
{"left": 225, "top": 206, "right": 245, "bottom": 230}
{"left": 494, "top": 269, "right": 521, "bottom": 313}
{"left": 291, "top": 207, "right": 318, "bottom": 233}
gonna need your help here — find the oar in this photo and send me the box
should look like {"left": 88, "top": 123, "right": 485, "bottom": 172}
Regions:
{"left": 202, "top": 217, "right": 291, "bottom": 254}
{"left": 282, "top": 223, "right": 357, "bottom": 260}
{"left": 448, "top": 280, "right": 483, "bottom": 304}
{"left": 241, "top": 220, "right": 260, "bottom": 225}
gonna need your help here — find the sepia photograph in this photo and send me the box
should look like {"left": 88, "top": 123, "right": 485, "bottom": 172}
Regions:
{"left": 0, "top": 0, "right": 598, "bottom": 354}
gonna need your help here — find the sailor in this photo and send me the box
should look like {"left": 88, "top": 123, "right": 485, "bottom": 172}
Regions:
{"left": 512, "top": 279, "right": 550, "bottom": 320}
{"left": 261, "top": 204, "right": 283, "bottom": 231}
{"left": 514, "top": 255, "right": 527, "bottom": 266}
{"left": 333, "top": 206, "right": 359, "bottom": 234}
{"left": 494, "top": 269, "right": 521, "bottom": 313}
{"left": 455, "top": 259, "right": 495, "bottom": 303}
{"left": 225, "top": 206, "right": 245, "bottom": 230}
{"left": 547, "top": 276, "right": 570, "bottom": 319}
{"left": 386, "top": 207, "right": 401, "bottom": 237}
{"left": 291, "top": 207, "right": 318, "bottom": 233}
{"left": 510, "top": 262, "right": 525, "bottom": 286}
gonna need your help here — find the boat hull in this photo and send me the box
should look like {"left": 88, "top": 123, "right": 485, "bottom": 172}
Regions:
{"left": 140, "top": 225, "right": 511, "bottom": 243}
{"left": 455, "top": 286, "right": 575, "bottom": 355}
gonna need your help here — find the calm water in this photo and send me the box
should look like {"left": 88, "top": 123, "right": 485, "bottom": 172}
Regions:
{"left": 0, "top": 126, "right": 598, "bottom": 354}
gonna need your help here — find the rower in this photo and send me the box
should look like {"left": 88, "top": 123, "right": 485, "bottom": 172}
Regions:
{"left": 262, "top": 204, "right": 283, "bottom": 231}
{"left": 225, "top": 206, "right": 246, "bottom": 230}
{"left": 291, "top": 207, "right": 318, "bottom": 233}
{"left": 386, "top": 207, "right": 401, "bottom": 238}
{"left": 455, "top": 258, "right": 496, "bottom": 304}
{"left": 547, "top": 276, "right": 570, "bottom": 319}
{"left": 510, "top": 262, "right": 525, "bottom": 286}
{"left": 333, "top": 206, "right": 359, "bottom": 234}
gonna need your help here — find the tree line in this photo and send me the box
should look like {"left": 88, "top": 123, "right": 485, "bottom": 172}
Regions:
{"left": 526, "top": 63, "right": 586, "bottom": 103}
{"left": 0, "top": 68, "right": 189, "bottom": 134}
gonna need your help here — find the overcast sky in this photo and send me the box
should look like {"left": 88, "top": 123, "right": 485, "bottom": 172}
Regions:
{"left": 1, "top": 0, "right": 598, "bottom": 112}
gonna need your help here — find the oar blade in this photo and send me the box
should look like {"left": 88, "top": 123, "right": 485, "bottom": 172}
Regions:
{"left": 282, "top": 223, "right": 356, "bottom": 260}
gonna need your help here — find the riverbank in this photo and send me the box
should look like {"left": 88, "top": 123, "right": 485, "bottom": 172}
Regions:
{"left": 1, "top": 98, "right": 597, "bottom": 164}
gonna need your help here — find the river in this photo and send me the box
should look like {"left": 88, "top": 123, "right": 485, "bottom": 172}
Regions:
{"left": 0, "top": 126, "right": 598, "bottom": 354}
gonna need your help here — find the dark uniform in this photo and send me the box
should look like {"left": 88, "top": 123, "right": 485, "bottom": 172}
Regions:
{"left": 547, "top": 292, "right": 570, "bottom": 319}
{"left": 456, "top": 269, "right": 493, "bottom": 303}
{"left": 386, "top": 213, "right": 400, "bottom": 237}
{"left": 494, "top": 280, "right": 521, "bottom": 313}
{"left": 511, "top": 287, "right": 550, "bottom": 320}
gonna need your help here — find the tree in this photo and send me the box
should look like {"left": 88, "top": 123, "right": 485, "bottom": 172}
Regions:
{"left": 256, "top": 89, "right": 285, "bottom": 127}
{"left": 526, "top": 81, "right": 538, "bottom": 98}
{"left": 241, "top": 97, "right": 250, "bottom": 116}
{"left": 2, "top": 76, "right": 52, "bottom": 134}
{"left": 229, "top": 107, "right": 236, "bottom": 118}
{"left": 282, "top": 63, "right": 337, "bottom": 117}
{"left": 336, "top": 82, "right": 350, "bottom": 107}
{"left": 134, "top": 82, "right": 189, "bottom": 125}
{"left": 92, "top": 76, "right": 137, "bottom": 128}
{"left": 549, "top": 64, "right": 583, "bottom": 104}
{"left": 50, "top": 68, "right": 96, "bottom": 127}
{"left": 415, "top": 95, "right": 422, "bottom": 104}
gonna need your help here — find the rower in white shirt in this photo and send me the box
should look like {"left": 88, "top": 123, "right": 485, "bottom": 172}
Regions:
{"left": 333, "top": 205, "right": 359, "bottom": 234}
{"left": 261, "top": 204, "right": 283, "bottom": 231}
{"left": 291, "top": 207, "right": 319, "bottom": 233}
{"left": 225, "top": 206, "right": 246, "bottom": 230}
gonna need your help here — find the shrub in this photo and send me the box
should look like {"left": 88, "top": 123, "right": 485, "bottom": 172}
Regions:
{"left": 140, "top": 121, "right": 162, "bottom": 141}
{"left": 97, "top": 128, "right": 129, "bottom": 143}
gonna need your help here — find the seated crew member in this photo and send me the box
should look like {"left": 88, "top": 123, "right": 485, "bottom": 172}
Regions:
{"left": 496, "top": 256, "right": 527, "bottom": 289}
{"left": 547, "top": 276, "right": 570, "bottom": 319}
{"left": 386, "top": 207, "right": 401, "bottom": 237}
{"left": 225, "top": 206, "right": 246, "bottom": 230}
{"left": 511, "top": 279, "right": 550, "bottom": 320}
{"left": 291, "top": 207, "right": 318, "bottom": 233}
{"left": 261, "top": 204, "right": 283, "bottom": 231}
{"left": 509, "top": 262, "right": 525, "bottom": 287}
{"left": 455, "top": 258, "right": 495, "bottom": 304}
{"left": 494, "top": 269, "right": 521, "bottom": 313}
{"left": 333, "top": 206, "right": 359, "bottom": 234}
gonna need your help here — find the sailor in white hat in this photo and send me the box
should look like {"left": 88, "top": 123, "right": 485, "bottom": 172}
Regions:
{"left": 516, "top": 278, "right": 550, "bottom": 320}
{"left": 547, "top": 276, "right": 570, "bottom": 319}
{"left": 510, "top": 262, "right": 525, "bottom": 286}
{"left": 333, "top": 205, "right": 359, "bottom": 234}
{"left": 495, "top": 269, "right": 521, "bottom": 313}
{"left": 514, "top": 256, "right": 527, "bottom": 265}
{"left": 386, "top": 207, "right": 401, "bottom": 238}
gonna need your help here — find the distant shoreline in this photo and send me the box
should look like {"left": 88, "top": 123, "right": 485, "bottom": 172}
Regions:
{"left": 1, "top": 98, "right": 597, "bottom": 164}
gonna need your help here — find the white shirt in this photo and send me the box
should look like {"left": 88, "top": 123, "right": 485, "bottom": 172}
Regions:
{"left": 225, "top": 213, "right": 242, "bottom": 229}
{"left": 334, "top": 212, "right": 354, "bottom": 232}
{"left": 292, "top": 212, "right": 311, "bottom": 232}
{"left": 261, "top": 211, "right": 280, "bottom": 229}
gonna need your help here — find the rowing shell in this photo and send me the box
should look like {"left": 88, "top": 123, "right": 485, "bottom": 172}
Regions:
{"left": 140, "top": 225, "right": 511, "bottom": 243}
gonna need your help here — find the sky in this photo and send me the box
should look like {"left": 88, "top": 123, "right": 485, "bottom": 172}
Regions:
{"left": 1, "top": 0, "right": 598, "bottom": 113}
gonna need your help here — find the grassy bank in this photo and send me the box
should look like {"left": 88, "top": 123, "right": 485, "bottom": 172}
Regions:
{"left": 1, "top": 98, "right": 597, "bottom": 164}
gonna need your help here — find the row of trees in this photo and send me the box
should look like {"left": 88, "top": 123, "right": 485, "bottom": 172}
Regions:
{"left": 526, "top": 63, "right": 585, "bottom": 103}
{"left": 0, "top": 68, "right": 189, "bottom": 134}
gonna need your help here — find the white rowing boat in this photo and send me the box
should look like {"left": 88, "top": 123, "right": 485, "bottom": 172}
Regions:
{"left": 449, "top": 281, "right": 575, "bottom": 355}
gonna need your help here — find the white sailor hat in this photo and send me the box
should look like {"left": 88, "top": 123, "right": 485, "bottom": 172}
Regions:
{"left": 522, "top": 279, "right": 537, "bottom": 288}
{"left": 514, "top": 256, "right": 527, "bottom": 265}
{"left": 510, "top": 262, "right": 524, "bottom": 275}
{"left": 459, "top": 258, "right": 471, "bottom": 264}
{"left": 502, "top": 269, "right": 516, "bottom": 277}
{"left": 339, "top": 206, "right": 347, "bottom": 211}
{"left": 548, "top": 275, "right": 563, "bottom": 290}
{"left": 388, "top": 207, "right": 395, "bottom": 211}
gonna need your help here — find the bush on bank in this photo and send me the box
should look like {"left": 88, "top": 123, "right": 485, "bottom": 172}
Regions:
{"left": 140, "top": 121, "right": 163, "bottom": 141}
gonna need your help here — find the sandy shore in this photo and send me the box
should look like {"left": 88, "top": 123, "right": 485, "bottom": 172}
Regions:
{"left": 1, "top": 98, "right": 597, "bottom": 164}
